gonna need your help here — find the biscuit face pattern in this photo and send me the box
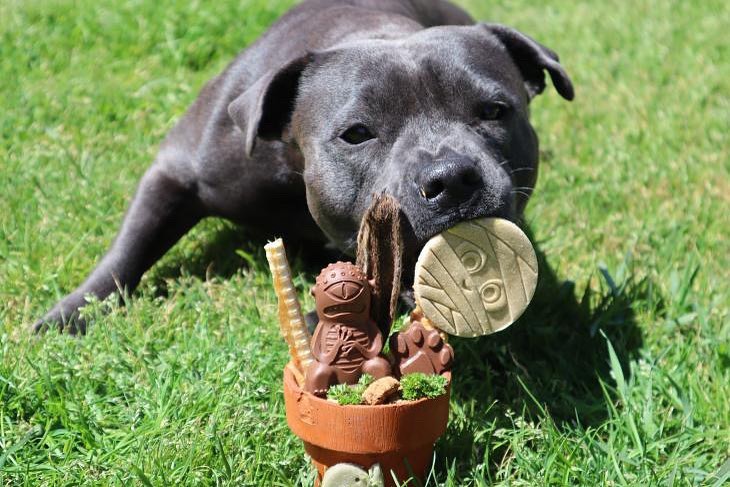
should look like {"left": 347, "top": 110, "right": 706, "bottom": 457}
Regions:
{"left": 414, "top": 218, "right": 538, "bottom": 337}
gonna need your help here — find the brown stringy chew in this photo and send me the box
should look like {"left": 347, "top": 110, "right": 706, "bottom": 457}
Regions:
{"left": 355, "top": 194, "right": 404, "bottom": 338}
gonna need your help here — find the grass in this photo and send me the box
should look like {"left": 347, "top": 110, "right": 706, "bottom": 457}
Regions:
{"left": 1, "top": 0, "right": 728, "bottom": 484}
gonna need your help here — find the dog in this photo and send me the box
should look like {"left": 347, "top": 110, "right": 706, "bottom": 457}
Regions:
{"left": 34, "top": 0, "right": 573, "bottom": 333}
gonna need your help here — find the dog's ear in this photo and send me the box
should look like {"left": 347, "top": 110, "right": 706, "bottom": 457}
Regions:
{"left": 481, "top": 23, "right": 574, "bottom": 101}
{"left": 228, "top": 54, "right": 312, "bottom": 157}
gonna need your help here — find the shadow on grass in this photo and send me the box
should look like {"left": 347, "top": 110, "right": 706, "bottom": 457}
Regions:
{"left": 147, "top": 219, "right": 345, "bottom": 296}
{"left": 147, "top": 221, "right": 646, "bottom": 428}
{"left": 436, "top": 225, "right": 649, "bottom": 478}
{"left": 142, "top": 218, "right": 648, "bottom": 481}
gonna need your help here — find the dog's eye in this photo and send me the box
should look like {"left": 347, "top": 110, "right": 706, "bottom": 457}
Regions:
{"left": 479, "top": 102, "right": 508, "bottom": 121}
{"left": 340, "top": 124, "right": 375, "bottom": 144}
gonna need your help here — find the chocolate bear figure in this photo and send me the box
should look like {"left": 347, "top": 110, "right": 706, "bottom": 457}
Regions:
{"left": 304, "top": 262, "right": 391, "bottom": 397}
{"left": 390, "top": 321, "right": 453, "bottom": 378}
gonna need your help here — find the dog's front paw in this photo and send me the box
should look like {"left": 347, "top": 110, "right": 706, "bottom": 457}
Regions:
{"left": 32, "top": 292, "right": 89, "bottom": 335}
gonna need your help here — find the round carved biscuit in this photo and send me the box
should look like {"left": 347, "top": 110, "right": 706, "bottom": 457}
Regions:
{"left": 414, "top": 218, "right": 538, "bottom": 337}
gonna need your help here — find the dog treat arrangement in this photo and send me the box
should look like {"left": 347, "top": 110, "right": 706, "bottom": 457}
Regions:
{"left": 267, "top": 216, "right": 538, "bottom": 486}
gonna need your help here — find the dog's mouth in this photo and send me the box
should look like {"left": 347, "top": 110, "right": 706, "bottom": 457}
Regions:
{"left": 396, "top": 195, "right": 517, "bottom": 292}
{"left": 340, "top": 187, "right": 519, "bottom": 295}
{"left": 401, "top": 197, "right": 515, "bottom": 251}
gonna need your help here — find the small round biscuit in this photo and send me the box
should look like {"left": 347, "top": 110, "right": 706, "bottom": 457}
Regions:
{"left": 414, "top": 218, "right": 538, "bottom": 337}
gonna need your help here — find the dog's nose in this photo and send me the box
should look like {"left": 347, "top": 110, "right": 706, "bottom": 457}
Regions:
{"left": 417, "top": 158, "right": 482, "bottom": 206}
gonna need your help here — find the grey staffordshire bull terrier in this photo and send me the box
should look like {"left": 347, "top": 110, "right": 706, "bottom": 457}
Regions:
{"left": 35, "top": 0, "right": 573, "bottom": 333}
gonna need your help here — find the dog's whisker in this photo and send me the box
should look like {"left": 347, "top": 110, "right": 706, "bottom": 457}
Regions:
{"left": 509, "top": 167, "right": 534, "bottom": 174}
{"left": 512, "top": 186, "right": 534, "bottom": 192}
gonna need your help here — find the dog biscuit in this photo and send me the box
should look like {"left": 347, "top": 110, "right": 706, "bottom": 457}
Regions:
{"left": 362, "top": 376, "right": 401, "bottom": 405}
{"left": 414, "top": 218, "right": 537, "bottom": 337}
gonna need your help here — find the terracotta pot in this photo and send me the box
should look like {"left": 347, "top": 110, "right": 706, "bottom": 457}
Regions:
{"left": 283, "top": 364, "right": 451, "bottom": 486}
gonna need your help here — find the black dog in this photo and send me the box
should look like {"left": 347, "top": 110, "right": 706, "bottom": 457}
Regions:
{"left": 35, "top": 0, "right": 573, "bottom": 333}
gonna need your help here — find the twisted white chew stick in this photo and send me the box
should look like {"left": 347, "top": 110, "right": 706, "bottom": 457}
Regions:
{"left": 264, "top": 238, "right": 313, "bottom": 376}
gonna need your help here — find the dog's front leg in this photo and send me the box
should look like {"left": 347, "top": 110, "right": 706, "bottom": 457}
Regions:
{"left": 33, "top": 162, "right": 204, "bottom": 334}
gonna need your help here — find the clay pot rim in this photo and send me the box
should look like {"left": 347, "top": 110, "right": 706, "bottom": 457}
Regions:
{"left": 284, "top": 363, "right": 452, "bottom": 455}
{"left": 285, "top": 365, "right": 451, "bottom": 409}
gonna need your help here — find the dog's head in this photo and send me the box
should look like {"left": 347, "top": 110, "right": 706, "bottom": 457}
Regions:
{"left": 229, "top": 23, "right": 573, "bottom": 253}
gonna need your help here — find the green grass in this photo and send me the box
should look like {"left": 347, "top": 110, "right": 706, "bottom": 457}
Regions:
{"left": 1, "top": 0, "right": 728, "bottom": 484}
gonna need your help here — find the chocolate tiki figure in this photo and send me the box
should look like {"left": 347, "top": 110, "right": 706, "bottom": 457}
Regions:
{"left": 304, "top": 262, "right": 391, "bottom": 396}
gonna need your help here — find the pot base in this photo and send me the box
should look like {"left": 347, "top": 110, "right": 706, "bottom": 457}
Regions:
{"left": 283, "top": 364, "right": 450, "bottom": 486}
{"left": 306, "top": 442, "right": 434, "bottom": 486}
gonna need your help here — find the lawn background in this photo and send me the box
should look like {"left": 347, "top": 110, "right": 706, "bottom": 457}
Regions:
{"left": 1, "top": 0, "right": 728, "bottom": 485}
